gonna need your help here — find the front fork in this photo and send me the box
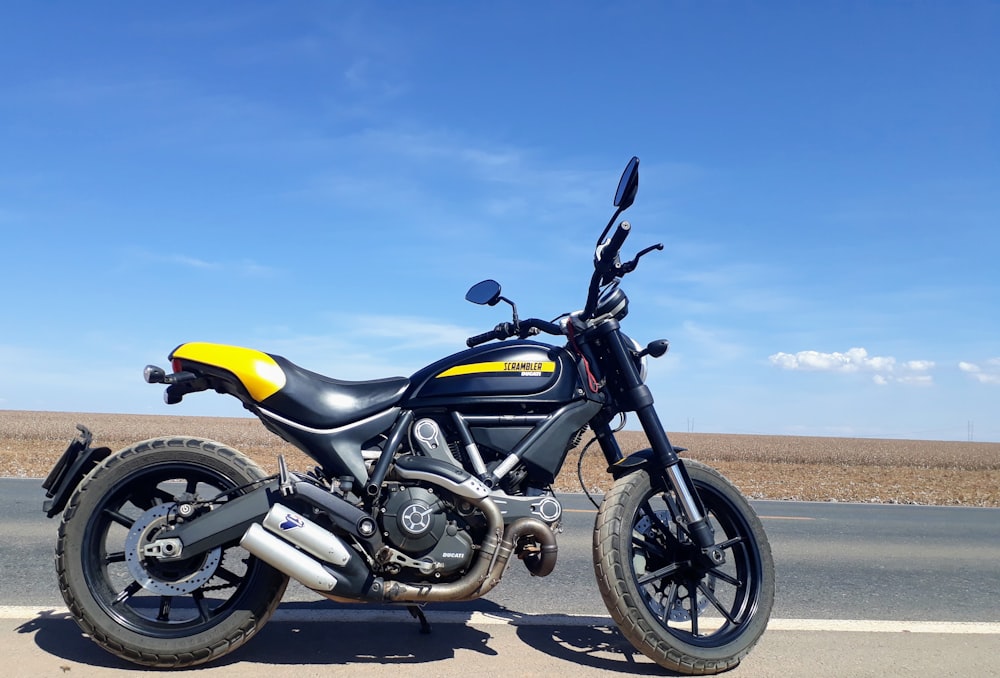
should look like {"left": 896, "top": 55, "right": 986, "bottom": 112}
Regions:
{"left": 593, "top": 410, "right": 717, "bottom": 554}
{"left": 634, "top": 406, "right": 720, "bottom": 559}
{"left": 586, "top": 321, "right": 722, "bottom": 561}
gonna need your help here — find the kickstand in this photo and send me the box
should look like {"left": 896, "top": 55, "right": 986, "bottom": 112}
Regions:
{"left": 407, "top": 605, "right": 432, "bottom": 634}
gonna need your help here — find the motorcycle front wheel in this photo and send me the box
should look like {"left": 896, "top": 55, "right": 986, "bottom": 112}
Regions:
{"left": 594, "top": 460, "right": 774, "bottom": 675}
{"left": 56, "top": 437, "right": 288, "bottom": 668}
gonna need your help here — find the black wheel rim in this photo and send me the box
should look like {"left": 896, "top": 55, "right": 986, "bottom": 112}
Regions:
{"left": 628, "top": 478, "right": 764, "bottom": 646}
{"left": 81, "top": 461, "right": 269, "bottom": 639}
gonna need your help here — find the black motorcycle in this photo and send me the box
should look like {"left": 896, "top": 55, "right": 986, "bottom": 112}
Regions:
{"left": 43, "top": 157, "right": 773, "bottom": 674}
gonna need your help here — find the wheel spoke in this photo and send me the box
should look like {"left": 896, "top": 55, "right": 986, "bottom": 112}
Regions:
{"left": 130, "top": 487, "right": 175, "bottom": 510}
{"left": 632, "top": 534, "right": 671, "bottom": 562}
{"left": 157, "top": 596, "right": 173, "bottom": 622}
{"left": 709, "top": 567, "right": 741, "bottom": 588}
{"left": 686, "top": 579, "right": 701, "bottom": 636}
{"left": 637, "top": 561, "right": 684, "bottom": 586}
{"left": 113, "top": 580, "right": 142, "bottom": 605}
{"left": 191, "top": 590, "right": 211, "bottom": 623}
{"left": 104, "top": 509, "right": 134, "bottom": 529}
{"left": 213, "top": 566, "right": 243, "bottom": 587}
{"left": 185, "top": 478, "right": 199, "bottom": 496}
{"left": 660, "top": 580, "right": 678, "bottom": 625}
{"left": 688, "top": 579, "right": 700, "bottom": 636}
{"left": 154, "top": 487, "right": 176, "bottom": 504}
{"left": 698, "top": 580, "right": 738, "bottom": 625}
{"left": 104, "top": 550, "right": 127, "bottom": 565}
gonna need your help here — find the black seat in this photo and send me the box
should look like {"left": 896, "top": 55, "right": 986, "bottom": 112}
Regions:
{"left": 259, "top": 355, "right": 409, "bottom": 430}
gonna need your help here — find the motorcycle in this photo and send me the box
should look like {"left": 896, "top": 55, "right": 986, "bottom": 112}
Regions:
{"left": 42, "top": 157, "right": 773, "bottom": 674}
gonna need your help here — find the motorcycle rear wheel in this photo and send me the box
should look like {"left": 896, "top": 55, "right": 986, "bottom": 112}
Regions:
{"left": 56, "top": 437, "right": 288, "bottom": 667}
{"left": 594, "top": 460, "right": 774, "bottom": 675}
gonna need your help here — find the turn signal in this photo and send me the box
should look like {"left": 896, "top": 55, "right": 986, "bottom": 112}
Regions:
{"left": 144, "top": 365, "right": 166, "bottom": 384}
{"left": 639, "top": 339, "right": 670, "bottom": 359}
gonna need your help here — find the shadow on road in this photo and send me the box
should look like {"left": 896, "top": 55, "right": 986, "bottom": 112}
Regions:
{"left": 14, "top": 601, "right": 671, "bottom": 675}
{"left": 515, "top": 624, "right": 667, "bottom": 675}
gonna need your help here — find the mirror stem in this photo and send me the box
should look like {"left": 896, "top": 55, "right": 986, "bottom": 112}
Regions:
{"left": 499, "top": 296, "right": 520, "bottom": 331}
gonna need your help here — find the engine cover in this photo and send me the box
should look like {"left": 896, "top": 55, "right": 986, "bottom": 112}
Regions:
{"left": 380, "top": 485, "right": 475, "bottom": 577}
{"left": 382, "top": 486, "right": 445, "bottom": 553}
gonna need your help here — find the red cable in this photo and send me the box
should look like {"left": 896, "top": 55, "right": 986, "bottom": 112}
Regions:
{"left": 566, "top": 321, "right": 600, "bottom": 393}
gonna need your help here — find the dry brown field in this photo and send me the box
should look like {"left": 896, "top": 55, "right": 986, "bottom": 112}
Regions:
{"left": 3, "top": 410, "right": 998, "bottom": 507}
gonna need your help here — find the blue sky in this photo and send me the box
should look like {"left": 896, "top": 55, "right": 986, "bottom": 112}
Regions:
{"left": 1, "top": 2, "right": 997, "bottom": 441}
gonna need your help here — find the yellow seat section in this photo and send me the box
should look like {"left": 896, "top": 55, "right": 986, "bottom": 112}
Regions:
{"left": 171, "top": 342, "right": 287, "bottom": 402}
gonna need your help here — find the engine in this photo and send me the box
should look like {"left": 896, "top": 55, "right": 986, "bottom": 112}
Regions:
{"left": 377, "top": 483, "right": 477, "bottom": 579}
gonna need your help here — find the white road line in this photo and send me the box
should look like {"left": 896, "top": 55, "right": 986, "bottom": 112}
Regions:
{"left": 2, "top": 605, "right": 999, "bottom": 634}
{"left": 766, "top": 618, "right": 1000, "bottom": 634}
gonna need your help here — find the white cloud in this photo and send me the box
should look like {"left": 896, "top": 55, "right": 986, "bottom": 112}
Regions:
{"left": 169, "top": 255, "right": 217, "bottom": 269}
{"left": 896, "top": 374, "right": 934, "bottom": 386}
{"left": 769, "top": 347, "right": 889, "bottom": 373}
{"left": 769, "top": 347, "right": 934, "bottom": 385}
{"left": 166, "top": 254, "right": 276, "bottom": 277}
{"left": 348, "top": 314, "right": 473, "bottom": 350}
{"left": 127, "top": 249, "right": 278, "bottom": 277}
{"left": 959, "top": 359, "right": 1000, "bottom": 384}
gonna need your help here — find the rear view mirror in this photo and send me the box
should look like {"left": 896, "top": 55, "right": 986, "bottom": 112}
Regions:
{"left": 465, "top": 280, "right": 502, "bottom": 306}
{"left": 614, "top": 156, "right": 639, "bottom": 209}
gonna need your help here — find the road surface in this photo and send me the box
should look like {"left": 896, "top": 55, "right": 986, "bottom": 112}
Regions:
{"left": 3, "top": 478, "right": 999, "bottom": 676}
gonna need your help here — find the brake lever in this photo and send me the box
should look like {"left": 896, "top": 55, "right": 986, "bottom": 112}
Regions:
{"left": 622, "top": 243, "right": 664, "bottom": 274}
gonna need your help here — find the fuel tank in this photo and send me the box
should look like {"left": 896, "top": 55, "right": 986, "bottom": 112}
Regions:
{"left": 403, "top": 340, "right": 581, "bottom": 409}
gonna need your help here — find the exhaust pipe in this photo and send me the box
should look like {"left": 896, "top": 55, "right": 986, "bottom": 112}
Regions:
{"left": 240, "top": 503, "right": 357, "bottom": 593}
{"left": 262, "top": 503, "right": 352, "bottom": 566}
{"left": 240, "top": 490, "right": 557, "bottom": 605}
{"left": 241, "top": 523, "right": 339, "bottom": 591}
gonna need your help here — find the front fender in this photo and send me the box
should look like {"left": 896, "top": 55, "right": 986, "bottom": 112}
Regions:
{"left": 608, "top": 445, "right": 688, "bottom": 481}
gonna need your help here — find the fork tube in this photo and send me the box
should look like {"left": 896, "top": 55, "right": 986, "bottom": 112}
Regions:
{"left": 598, "top": 322, "right": 715, "bottom": 549}
{"left": 636, "top": 404, "right": 715, "bottom": 549}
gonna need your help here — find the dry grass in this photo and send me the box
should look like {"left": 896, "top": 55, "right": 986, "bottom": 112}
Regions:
{"left": 4, "top": 410, "right": 999, "bottom": 507}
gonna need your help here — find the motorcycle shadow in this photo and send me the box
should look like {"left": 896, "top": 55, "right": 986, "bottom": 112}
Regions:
{"left": 514, "top": 624, "right": 667, "bottom": 676}
{"left": 16, "top": 601, "right": 668, "bottom": 675}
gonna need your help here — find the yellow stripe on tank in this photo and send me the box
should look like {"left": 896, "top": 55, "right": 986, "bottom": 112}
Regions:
{"left": 436, "top": 361, "right": 556, "bottom": 378}
{"left": 171, "top": 342, "right": 287, "bottom": 401}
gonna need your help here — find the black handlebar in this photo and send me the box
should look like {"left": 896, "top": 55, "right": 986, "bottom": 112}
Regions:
{"left": 466, "top": 318, "right": 565, "bottom": 347}
{"left": 466, "top": 326, "right": 508, "bottom": 348}
{"left": 521, "top": 318, "right": 563, "bottom": 336}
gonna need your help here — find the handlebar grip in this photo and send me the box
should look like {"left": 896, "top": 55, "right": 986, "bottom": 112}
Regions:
{"left": 466, "top": 330, "right": 499, "bottom": 348}
{"left": 466, "top": 327, "right": 507, "bottom": 347}
{"left": 603, "top": 220, "right": 631, "bottom": 261}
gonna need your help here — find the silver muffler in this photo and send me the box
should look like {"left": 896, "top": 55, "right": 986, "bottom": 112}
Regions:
{"left": 261, "top": 503, "right": 352, "bottom": 566}
{"left": 241, "top": 523, "right": 339, "bottom": 591}
{"left": 240, "top": 503, "right": 354, "bottom": 592}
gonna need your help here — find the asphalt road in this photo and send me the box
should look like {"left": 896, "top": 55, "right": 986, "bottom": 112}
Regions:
{"left": 4, "top": 478, "right": 1000, "bottom": 676}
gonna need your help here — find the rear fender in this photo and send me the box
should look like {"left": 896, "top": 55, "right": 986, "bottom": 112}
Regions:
{"left": 42, "top": 425, "right": 112, "bottom": 518}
